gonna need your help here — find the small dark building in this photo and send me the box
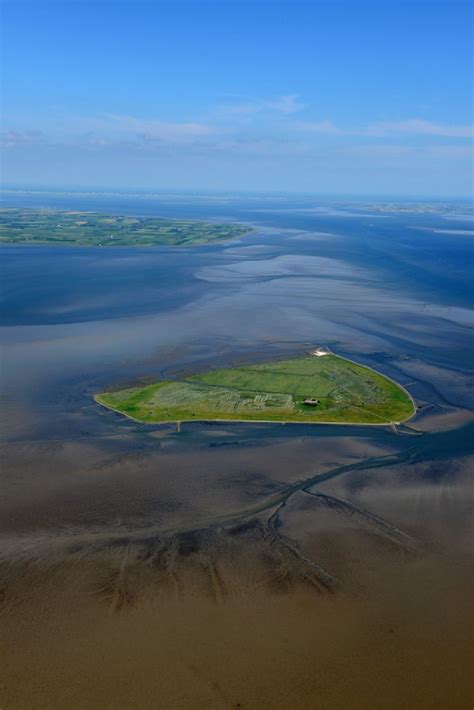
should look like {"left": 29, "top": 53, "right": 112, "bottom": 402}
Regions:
{"left": 303, "top": 398, "right": 320, "bottom": 406}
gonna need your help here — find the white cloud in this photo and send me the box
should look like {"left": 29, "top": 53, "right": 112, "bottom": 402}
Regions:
{"left": 219, "top": 94, "right": 304, "bottom": 117}
{"left": 1, "top": 130, "right": 46, "bottom": 149}
{"left": 420, "top": 145, "right": 474, "bottom": 158}
{"left": 294, "top": 120, "right": 346, "bottom": 135}
{"left": 266, "top": 94, "right": 305, "bottom": 114}
{"left": 365, "top": 119, "right": 474, "bottom": 138}
{"left": 295, "top": 117, "right": 473, "bottom": 139}
{"left": 101, "top": 113, "right": 215, "bottom": 142}
{"left": 3, "top": 105, "right": 472, "bottom": 169}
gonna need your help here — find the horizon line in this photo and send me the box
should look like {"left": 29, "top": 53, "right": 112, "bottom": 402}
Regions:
{"left": 2, "top": 184, "right": 472, "bottom": 202}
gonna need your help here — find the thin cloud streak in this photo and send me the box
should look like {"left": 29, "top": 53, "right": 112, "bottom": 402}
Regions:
{"left": 366, "top": 119, "right": 474, "bottom": 138}
{"left": 1, "top": 130, "right": 47, "bottom": 149}
{"left": 3, "top": 106, "right": 472, "bottom": 165}
{"left": 296, "top": 118, "right": 474, "bottom": 138}
{"left": 219, "top": 94, "right": 305, "bottom": 116}
{"left": 102, "top": 114, "right": 215, "bottom": 141}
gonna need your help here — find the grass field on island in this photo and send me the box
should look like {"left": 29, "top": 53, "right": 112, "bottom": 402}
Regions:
{"left": 0, "top": 208, "right": 252, "bottom": 247}
{"left": 95, "top": 353, "right": 415, "bottom": 425}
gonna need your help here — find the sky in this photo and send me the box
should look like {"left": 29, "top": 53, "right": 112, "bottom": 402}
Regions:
{"left": 2, "top": 0, "right": 473, "bottom": 196}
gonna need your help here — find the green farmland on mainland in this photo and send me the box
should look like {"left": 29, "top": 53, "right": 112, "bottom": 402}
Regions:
{"left": 0, "top": 208, "right": 252, "bottom": 247}
{"left": 95, "top": 352, "right": 416, "bottom": 426}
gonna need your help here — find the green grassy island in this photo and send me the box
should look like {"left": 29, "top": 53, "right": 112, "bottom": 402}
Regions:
{"left": 96, "top": 351, "right": 416, "bottom": 426}
{"left": 0, "top": 208, "right": 252, "bottom": 247}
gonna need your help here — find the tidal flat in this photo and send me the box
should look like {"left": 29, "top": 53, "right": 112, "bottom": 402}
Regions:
{"left": 0, "top": 192, "right": 473, "bottom": 709}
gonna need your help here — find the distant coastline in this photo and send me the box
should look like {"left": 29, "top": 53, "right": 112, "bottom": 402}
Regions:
{"left": 0, "top": 207, "right": 253, "bottom": 248}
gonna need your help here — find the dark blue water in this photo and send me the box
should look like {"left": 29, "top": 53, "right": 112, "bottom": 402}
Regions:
{"left": 2, "top": 191, "right": 473, "bottom": 321}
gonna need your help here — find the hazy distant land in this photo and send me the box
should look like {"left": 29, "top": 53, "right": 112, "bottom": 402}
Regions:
{"left": 0, "top": 208, "right": 252, "bottom": 247}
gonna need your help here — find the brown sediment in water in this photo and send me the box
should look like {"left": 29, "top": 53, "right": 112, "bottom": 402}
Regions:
{"left": 0, "top": 433, "right": 472, "bottom": 709}
{"left": 0, "top": 511, "right": 471, "bottom": 710}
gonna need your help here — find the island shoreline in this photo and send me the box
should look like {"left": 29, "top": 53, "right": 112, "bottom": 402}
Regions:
{"left": 94, "top": 350, "right": 417, "bottom": 427}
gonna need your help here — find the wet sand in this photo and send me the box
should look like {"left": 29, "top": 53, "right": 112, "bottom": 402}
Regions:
{"left": 1, "top": 422, "right": 472, "bottom": 709}
{"left": 1, "top": 466, "right": 472, "bottom": 709}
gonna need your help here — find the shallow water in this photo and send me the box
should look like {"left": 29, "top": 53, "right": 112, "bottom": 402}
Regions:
{"left": 1, "top": 192, "right": 473, "bottom": 709}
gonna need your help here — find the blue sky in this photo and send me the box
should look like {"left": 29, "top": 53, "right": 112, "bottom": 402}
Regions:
{"left": 2, "top": 0, "right": 472, "bottom": 196}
